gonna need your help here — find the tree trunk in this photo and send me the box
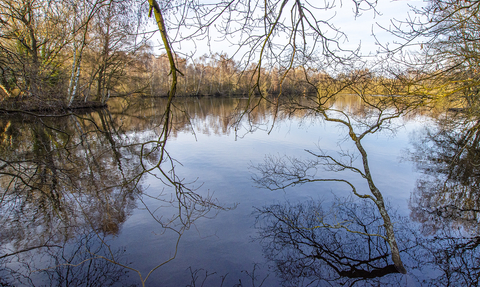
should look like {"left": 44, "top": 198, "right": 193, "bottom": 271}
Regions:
{"left": 355, "top": 139, "right": 407, "bottom": 274}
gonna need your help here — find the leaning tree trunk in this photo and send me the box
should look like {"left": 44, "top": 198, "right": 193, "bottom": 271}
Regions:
{"left": 355, "top": 137, "right": 407, "bottom": 274}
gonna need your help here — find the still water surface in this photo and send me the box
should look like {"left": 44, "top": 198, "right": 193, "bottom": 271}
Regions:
{"left": 0, "top": 97, "right": 477, "bottom": 286}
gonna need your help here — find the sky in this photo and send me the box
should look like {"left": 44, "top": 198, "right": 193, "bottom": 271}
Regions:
{"left": 336, "top": 0, "right": 426, "bottom": 55}
{"left": 149, "top": 0, "right": 427, "bottom": 61}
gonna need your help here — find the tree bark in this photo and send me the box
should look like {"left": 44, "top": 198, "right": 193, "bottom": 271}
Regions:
{"left": 354, "top": 137, "right": 407, "bottom": 274}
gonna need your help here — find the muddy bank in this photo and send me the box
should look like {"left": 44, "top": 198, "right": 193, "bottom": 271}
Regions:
{"left": 0, "top": 98, "right": 107, "bottom": 114}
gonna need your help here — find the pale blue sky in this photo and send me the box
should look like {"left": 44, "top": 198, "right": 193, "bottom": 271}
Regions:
{"left": 150, "top": 0, "right": 426, "bottom": 61}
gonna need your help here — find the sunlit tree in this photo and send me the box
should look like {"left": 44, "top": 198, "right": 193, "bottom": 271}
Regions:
{"left": 386, "top": 0, "right": 480, "bottom": 110}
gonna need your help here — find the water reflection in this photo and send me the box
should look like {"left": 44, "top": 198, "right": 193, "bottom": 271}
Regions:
{"left": 0, "top": 102, "right": 226, "bottom": 286}
{"left": 1, "top": 95, "right": 478, "bottom": 286}
{"left": 251, "top": 103, "right": 480, "bottom": 286}
{"left": 405, "top": 114, "right": 480, "bottom": 286}
{"left": 255, "top": 198, "right": 411, "bottom": 286}
{"left": 0, "top": 111, "right": 141, "bottom": 245}
{"left": 1, "top": 232, "right": 130, "bottom": 286}
{"left": 252, "top": 93, "right": 410, "bottom": 274}
{"left": 255, "top": 194, "right": 480, "bottom": 286}
{"left": 408, "top": 117, "right": 480, "bottom": 234}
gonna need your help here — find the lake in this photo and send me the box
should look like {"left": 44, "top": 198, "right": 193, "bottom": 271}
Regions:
{"left": 0, "top": 96, "right": 478, "bottom": 286}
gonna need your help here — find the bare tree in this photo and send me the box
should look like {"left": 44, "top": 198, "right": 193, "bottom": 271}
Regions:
{"left": 0, "top": 106, "right": 228, "bottom": 286}
{"left": 255, "top": 198, "right": 412, "bottom": 286}
{"left": 382, "top": 0, "right": 480, "bottom": 111}
{"left": 0, "top": 0, "right": 71, "bottom": 101}
{"left": 251, "top": 89, "right": 418, "bottom": 273}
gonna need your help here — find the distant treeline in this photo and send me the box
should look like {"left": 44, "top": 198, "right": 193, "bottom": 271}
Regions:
{"left": 0, "top": 0, "right": 409, "bottom": 112}
{"left": 0, "top": 0, "right": 445, "bottom": 111}
{"left": 1, "top": 0, "right": 478, "bottom": 114}
{"left": 147, "top": 54, "right": 406, "bottom": 99}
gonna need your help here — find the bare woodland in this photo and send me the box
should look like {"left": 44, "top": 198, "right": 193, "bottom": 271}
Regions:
{"left": 0, "top": 0, "right": 476, "bottom": 111}
{"left": 1, "top": 0, "right": 480, "bottom": 285}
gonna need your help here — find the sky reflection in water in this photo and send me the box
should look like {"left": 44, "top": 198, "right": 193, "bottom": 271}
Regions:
{"left": 0, "top": 97, "right": 477, "bottom": 286}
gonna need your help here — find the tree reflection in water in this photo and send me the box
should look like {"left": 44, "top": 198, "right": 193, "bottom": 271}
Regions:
{"left": 0, "top": 102, "right": 226, "bottom": 286}
{"left": 250, "top": 90, "right": 480, "bottom": 285}
{"left": 409, "top": 118, "right": 480, "bottom": 235}
{"left": 3, "top": 95, "right": 480, "bottom": 286}
{"left": 252, "top": 93, "right": 414, "bottom": 274}
{"left": 255, "top": 196, "right": 480, "bottom": 286}
{"left": 255, "top": 198, "right": 413, "bottom": 286}
{"left": 1, "top": 232, "right": 130, "bottom": 286}
{"left": 251, "top": 108, "right": 480, "bottom": 286}
{"left": 407, "top": 114, "right": 480, "bottom": 286}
